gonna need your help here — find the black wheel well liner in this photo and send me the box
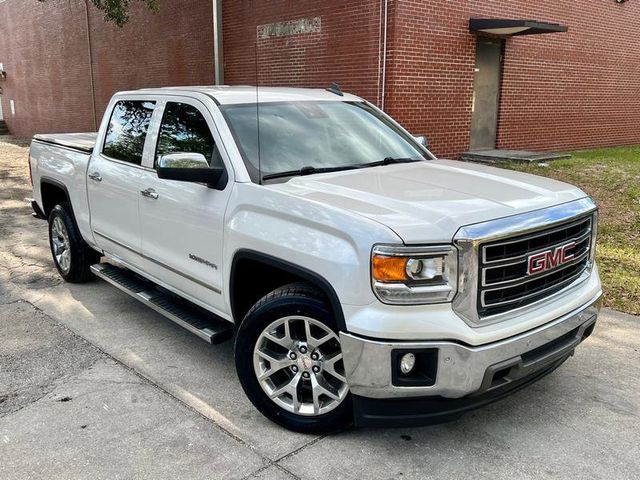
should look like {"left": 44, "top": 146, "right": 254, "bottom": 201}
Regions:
{"left": 229, "top": 249, "right": 346, "bottom": 331}
{"left": 40, "top": 177, "right": 72, "bottom": 217}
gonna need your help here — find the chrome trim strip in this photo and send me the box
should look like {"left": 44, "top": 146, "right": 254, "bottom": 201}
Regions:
{"left": 481, "top": 216, "right": 592, "bottom": 264}
{"left": 482, "top": 227, "right": 592, "bottom": 268}
{"left": 92, "top": 230, "right": 222, "bottom": 294}
{"left": 481, "top": 248, "right": 590, "bottom": 289}
{"left": 453, "top": 197, "right": 598, "bottom": 327}
{"left": 340, "top": 292, "right": 602, "bottom": 399}
{"left": 480, "top": 266, "right": 589, "bottom": 308}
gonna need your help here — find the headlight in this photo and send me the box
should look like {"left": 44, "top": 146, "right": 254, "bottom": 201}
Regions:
{"left": 371, "top": 245, "right": 458, "bottom": 305}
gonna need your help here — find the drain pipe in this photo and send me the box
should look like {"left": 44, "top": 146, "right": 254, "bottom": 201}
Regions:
{"left": 84, "top": 0, "right": 98, "bottom": 130}
{"left": 380, "top": 0, "right": 389, "bottom": 111}
{"left": 213, "top": 0, "right": 224, "bottom": 85}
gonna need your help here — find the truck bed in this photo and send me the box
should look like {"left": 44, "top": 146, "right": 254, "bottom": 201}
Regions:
{"left": 32, "top": 132, "right": 97, "bottom": 153}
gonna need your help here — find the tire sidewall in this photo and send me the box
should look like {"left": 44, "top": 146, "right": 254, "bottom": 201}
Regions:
{"left": 234, "top": 292, "right": 352, "bottom": 433}
{"left": 48, "top": 204, "right": 83, "bottom": 281}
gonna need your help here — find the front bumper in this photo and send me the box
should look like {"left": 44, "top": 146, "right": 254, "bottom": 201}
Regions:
{"left": 340, "top": 293, "right": 601, "bottom": 402}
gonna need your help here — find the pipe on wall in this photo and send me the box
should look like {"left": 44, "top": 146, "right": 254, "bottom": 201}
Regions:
{"left": 213, "top": 0, "right": 224, "bottom": 85}
{"left": 380, "top": 0, "right": 389, "bottom": 111}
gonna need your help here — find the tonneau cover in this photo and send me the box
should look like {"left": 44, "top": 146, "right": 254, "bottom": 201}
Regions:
{"left": 33, "top": 132, "right": 97, "bottom": 153}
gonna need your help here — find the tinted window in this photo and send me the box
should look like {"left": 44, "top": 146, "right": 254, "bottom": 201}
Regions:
{"left": 103, "top": 100, "right": 155, "bottom": 165}
{"left": 156, "top": 102, "right": 222, "bottom": 168}
{"left": 220, "top": 101, "right": 426, "bottom": 183}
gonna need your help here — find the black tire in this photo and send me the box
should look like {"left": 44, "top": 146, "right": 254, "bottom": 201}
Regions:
{"left": 235, "top": 283, "right": 352, "bottom": 433}
{"left": 48, "top": 203, "right": 101, "bottom": 283}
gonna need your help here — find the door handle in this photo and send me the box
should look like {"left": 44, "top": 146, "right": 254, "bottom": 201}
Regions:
{"left": 140, "top": 188, "right": 159, "bottom": 200}
{"left": 88, "top": 172, "right": 102, "bottom": 182}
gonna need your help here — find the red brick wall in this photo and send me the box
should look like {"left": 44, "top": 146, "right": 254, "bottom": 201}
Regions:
{"left": 223, "top": 1, "right": 384, "bottom": 104}
{"left": 224, "top": 0, "right": 640, "bottom": 158}
{"left": 0, "top": 0, "right": 215, "bottom": 138}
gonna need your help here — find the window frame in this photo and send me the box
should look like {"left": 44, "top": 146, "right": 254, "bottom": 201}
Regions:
{"left": 138, "top": 94, "right": 233, "bottom": 184}
{"left": 153, "top": 100, "right": 221, "bottom": 170}
{"left": 100, "top": 99, "right": 157, "bottom": 168}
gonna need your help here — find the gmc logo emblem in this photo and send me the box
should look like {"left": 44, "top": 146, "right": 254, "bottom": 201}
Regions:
{"left": 527, "top": 242, "right": 576, "bottom": 275}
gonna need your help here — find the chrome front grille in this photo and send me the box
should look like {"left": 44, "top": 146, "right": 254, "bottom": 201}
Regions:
{"left": 478, "top": 215, "right": 593, "bottom": 317}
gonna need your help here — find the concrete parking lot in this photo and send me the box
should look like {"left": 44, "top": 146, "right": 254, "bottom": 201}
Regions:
{"left": 1, "top": 136, "right": 639, "bottom": 479}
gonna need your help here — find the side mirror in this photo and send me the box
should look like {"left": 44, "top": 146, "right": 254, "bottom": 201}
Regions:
{"left": 413, "top": 135, "right": 429, "bottom": 148}
{"left": 157, "top": 153, "right": 227, "bottom": 189}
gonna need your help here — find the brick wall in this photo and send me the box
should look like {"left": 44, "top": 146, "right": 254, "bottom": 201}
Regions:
{"left": 223, "top": 1, "right": 384, "bottom": 105}
{"left": 223, "top": 0, "right": 640, "bottom": 158}
{"left": 2, "top": 0, "right": 639, "bottom": 156}
{"left": 0, "top": 0, "right": 215, "bottom": 138}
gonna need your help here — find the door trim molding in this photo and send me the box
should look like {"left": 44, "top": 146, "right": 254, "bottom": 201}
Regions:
{"left": 93, "top": 230, "right": 222, "bottom": 294}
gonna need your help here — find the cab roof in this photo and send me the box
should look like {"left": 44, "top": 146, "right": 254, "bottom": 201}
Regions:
{"left": 126, "top": 86, "right": 363, "bottom": 105}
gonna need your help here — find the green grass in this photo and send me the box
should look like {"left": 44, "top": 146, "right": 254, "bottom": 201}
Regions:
{"left": 500, "top": 146, "right": 640, "bottom": 315}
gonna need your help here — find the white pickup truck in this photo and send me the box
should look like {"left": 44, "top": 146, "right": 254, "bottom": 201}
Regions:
{"left": 29, "top": 86, "right": 602, "bottom": 432}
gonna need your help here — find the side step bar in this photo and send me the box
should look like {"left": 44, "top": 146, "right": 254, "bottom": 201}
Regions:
{"left": 90, "top": 263, "right": 233, "bottom": 344}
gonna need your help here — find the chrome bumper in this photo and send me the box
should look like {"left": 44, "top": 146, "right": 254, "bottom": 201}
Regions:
{"left": 340, "top": 293, "right": 602, "bottom": 399}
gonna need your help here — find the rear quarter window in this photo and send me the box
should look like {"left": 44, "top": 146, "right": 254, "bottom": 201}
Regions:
{"left": 102, "top": 100, "right": 156, "bottom": 165}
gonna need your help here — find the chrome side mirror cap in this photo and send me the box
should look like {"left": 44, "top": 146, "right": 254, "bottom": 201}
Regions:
{"left": 157, "top": 152, "right": 227, "bottom": 189}
{"left": 158, "top": 152, "right": 209, "bottom": 169}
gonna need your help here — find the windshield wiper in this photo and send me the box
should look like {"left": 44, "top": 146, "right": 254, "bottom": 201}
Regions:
{"left": 262, "top": 165, "right": 359, "bottom": 181}
{"left": 357, "top": 157, "right": 422, "bottom": 169}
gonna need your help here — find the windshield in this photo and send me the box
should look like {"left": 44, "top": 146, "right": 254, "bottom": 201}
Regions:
{"left": 220, "top": 101, "right": 430, "bottom": 183}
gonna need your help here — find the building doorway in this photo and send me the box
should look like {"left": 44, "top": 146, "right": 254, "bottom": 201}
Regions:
{"left": 469, "top": 38, "right": 503, "bottom": 151}
{"left": 0, "top": 94, "right": 4, "bottom": 121}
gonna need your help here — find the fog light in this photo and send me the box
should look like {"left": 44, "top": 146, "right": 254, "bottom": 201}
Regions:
{"left": 399, "top": 353, "right": 416, "bottom": 374}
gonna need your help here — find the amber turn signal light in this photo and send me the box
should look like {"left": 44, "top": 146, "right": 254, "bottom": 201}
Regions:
{"left": 372, "top": 255, "right": 408, "bottom": 282}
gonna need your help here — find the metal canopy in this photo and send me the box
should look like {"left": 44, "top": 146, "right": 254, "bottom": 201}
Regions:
{"left": 469, "top": 19, "right": 568, "bottom": 37}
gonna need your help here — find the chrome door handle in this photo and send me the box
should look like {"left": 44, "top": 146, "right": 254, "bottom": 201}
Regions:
{"left": 88, "top": 172, "right": 102, "bottom": 182}
{"left": 140, "top": 188, "right": 159, "bottom": 199}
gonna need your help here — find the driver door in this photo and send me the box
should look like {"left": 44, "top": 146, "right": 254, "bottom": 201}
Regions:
{"left": 138, "top": 98, "right": 233, "bottom": 315}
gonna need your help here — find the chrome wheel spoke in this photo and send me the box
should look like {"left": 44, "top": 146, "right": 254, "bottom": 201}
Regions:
{"left": 254, "top": 315, "right": 348, "bottom": 417}
{"left": 323, "top": 353, "right": 346, "bottom": 383}
{"left": 304, "top": 318, "right": 332, "bottom": 348}
{"left": 256, "top": 350, "right": 294, "bottom": 381}
{"left": 50, "top": 217, "right": 71, "bottom": 274}
{"left": 269, "top": 371, "right": 301, "bottom": 399}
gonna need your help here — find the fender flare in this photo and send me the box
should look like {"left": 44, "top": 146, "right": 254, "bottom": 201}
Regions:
{"left": 230, "top": 249, "right": 347, "bottom": 332}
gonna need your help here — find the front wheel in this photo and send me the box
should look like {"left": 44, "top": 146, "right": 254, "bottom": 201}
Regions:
{"left": 234, "top": 283, "right": 351, "bottom": 433}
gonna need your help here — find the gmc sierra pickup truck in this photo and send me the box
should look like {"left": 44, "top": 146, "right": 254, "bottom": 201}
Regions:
{"left": 29, "top": 86, "right": 602, "bottom": 433}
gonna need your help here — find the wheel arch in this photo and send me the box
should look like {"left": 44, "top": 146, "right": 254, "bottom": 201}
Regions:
{"left": 229, "top": 249, "right": 346, "bottom": 331}
{"left": 40, "top": 177, "right": 72, "bottom": 218}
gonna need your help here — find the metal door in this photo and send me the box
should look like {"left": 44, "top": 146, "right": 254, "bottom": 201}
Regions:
{"left": 469, "top": 39, "right": 503, "bottom": 151}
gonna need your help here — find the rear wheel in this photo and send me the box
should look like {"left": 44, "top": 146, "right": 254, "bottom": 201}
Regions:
{"left": 235, "top": 283, "right": 351, "bottom": 433}
{"left": 48, "top": 203, "right": 101, "bottom": 283}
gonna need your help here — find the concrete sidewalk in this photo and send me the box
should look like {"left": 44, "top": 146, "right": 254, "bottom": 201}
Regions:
{"left": 1, "top": 137, "right": 639, "bottom": 479}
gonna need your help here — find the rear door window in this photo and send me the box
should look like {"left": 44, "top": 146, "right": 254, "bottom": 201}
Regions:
{"left": 102, "top": 100, "right": 156, "bottom": 165}
{"left": 155, "top": 102, "right": 223, "bottom": 168}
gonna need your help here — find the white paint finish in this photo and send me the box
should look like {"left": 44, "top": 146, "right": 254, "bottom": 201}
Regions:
{"left": 10, "top": 99, "right": 15, "bottom": 116}
{"left": 274, "top": 160, "right": 587, "bottom": 244}
{"left": 138, "top": 95, "right": 234, "bottom": 313}
{"left": 0, "top": 95, "right": 3, "bottom": 121}
{"left": 134, "top": 85, "right": 362, "bottom": 105}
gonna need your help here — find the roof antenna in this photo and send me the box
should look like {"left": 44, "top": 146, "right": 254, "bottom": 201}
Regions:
{"left": 326, "top": 82, "right": 344, "bottom": 96}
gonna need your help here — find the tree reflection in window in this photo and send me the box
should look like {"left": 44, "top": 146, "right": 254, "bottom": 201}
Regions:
{"left": 156, "top": 103, "right": 221, "bottom": 168}
{"left": 103, "top": 100, "right": 155, "bottom": 165}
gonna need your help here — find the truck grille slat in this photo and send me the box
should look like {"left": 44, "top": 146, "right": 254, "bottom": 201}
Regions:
{"left": 478, "top": 215, "right": 594, "bottom": 317}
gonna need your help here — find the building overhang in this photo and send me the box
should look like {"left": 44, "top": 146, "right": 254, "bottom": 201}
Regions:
{"left": 469, "top": 18, "right": 568, "bottom": 37}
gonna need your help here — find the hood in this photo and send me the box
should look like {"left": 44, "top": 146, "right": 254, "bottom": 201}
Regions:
{"left": 269, "top": 160, "right": 588, "bottom": 243}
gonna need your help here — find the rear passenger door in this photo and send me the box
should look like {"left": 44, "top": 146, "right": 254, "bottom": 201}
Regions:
{"left": 87, "top": 98, "right": 156, "bottom": 268}
{"left": 138, "top": 98, "right": 233, "bottom": 315}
